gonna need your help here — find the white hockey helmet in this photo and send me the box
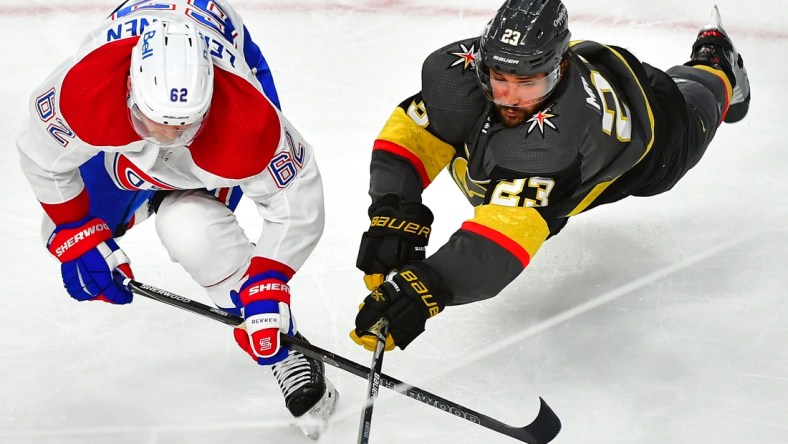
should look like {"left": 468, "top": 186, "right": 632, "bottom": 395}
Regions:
{"left": 128, "top": 20, "right": 213, "bottom": 147}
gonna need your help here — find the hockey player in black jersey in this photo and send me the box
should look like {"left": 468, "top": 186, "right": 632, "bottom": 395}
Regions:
{"left": 350, "top": 0, "right": 751, "bottom": 351}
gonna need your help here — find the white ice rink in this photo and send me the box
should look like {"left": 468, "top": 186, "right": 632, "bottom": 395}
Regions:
{"left": 1, "top": 1, "right": 787, "bottom": 443}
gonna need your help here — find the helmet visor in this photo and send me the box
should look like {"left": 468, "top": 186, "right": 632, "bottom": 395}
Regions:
{"left": 129, "top": 103, "right": 207, "bottom": 148}
{"left": 477, "top": 64, "right": 561, "bottom": 108}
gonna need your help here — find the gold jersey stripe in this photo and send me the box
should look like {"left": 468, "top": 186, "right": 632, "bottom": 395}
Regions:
{"left": 463, "top": 205, "right": 550, "bottom": 266}
{"left": 376, "top": 107, "right": 455, "bottom": 183}
{"left": 693, "top": 65, "right": 734, "bottom": 101}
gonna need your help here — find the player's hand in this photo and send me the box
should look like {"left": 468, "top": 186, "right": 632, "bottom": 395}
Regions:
{"left": 351, "top": 264, "right": 448, "bottom": 351}
{"left": 356, "top": 194, "right": 433, "bottom": 290}
{"left": 231, "top": 271, "right": 295, "bottom": 365}
{"left": 47, "top": 217, "right": 134, "bottom": 304}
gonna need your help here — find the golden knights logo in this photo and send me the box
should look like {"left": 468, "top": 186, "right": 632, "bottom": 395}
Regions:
{"left": 526, "top": 107, "right": 560, "bottom": 138}
{"left": 370, "top": 288, "right": 387, "bottom": 303}
{"left": 448, "top": 156, "right": 488, "bottom": 206}
{"left": 448, "top": 43, "right": 477, "bottom": 72}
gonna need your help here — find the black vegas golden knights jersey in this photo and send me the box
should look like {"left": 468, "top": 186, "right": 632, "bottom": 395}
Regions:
{"left": 367, "top": 39, "right": 663, "bottom": 305}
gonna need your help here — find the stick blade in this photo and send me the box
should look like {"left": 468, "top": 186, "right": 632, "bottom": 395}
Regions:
{"left": 516, "top": 397, "right": 561, "bottom": 444}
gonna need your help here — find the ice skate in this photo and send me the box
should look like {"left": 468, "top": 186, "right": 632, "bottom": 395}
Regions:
{"left": 271, "top": 334, "right": 338, "bottom": 440}
{"left": 688, "top": 5, "right": 750, "bottom": 122}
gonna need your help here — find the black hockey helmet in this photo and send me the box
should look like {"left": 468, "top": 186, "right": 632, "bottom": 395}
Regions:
{"left": 478, "top": 0, "right": 571, "bottom": 76}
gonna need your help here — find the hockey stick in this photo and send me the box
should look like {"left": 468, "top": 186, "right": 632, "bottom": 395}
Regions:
{"left": 126, "top": 279, "right": 561, "bottom": 444}
{"left": 357, "top": 320, "right": 389, "bottom": 444}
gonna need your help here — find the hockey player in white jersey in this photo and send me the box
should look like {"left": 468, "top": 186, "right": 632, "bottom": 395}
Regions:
{"left": 16, "top": 0, "right": 336, "bottom": 438}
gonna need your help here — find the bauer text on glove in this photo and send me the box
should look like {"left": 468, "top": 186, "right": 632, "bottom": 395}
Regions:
{"left": 352, "top": 264, "right": 449, "bottom": 350}
{"left": 356, "top": 194, "right": 433, "bottom": 290}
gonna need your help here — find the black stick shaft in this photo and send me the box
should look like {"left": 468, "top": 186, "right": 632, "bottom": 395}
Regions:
{"left": 127, "top": 279, "right": 561, "bottom": 444}
{"left": 357, "top": 320, "right": 389, "bottom": 444}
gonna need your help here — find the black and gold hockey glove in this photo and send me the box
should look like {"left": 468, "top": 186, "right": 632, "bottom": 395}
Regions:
{"left": 356, "top": 194, "right": 433, "bottom": 290}
{"left": 351, "top": 263, "right": 449, "bottom": 351}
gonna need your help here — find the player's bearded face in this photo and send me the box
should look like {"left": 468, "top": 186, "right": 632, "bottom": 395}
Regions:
{"left": 487, "top": 68, "right": 559, "bottom": 127}
{"left": 495, "top": 104, "right": 532, "bottom": 127}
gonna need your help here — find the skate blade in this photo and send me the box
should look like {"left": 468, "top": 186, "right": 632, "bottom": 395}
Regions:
{"left": 701, "top": 5, "right": 725, "bottom": 34}
{"left": 291, "top": 381, "right": 339, "bottom": 440}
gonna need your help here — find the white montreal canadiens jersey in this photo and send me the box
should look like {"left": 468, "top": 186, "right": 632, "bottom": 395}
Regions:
{"left": 16, "top": 0, "right": 324, "bottom": 272}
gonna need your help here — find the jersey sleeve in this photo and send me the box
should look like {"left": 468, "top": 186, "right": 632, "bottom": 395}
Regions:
{"left": 16, "top": 75, "right": 107, "bottom": 225}
{"left": 239, "top": 120, "right": 324, "bottom": 279}
{"left": 17, "top": 30, "right": 150, "bottom": 225}
{"left": 368, "top": 38, "right": 486, "bottom": 204}
{"left": 370, "top": 93, "right": 457, "bottom": 201}
{"left": 424, "top": 204, "right": 550, "bottom": 304}
{"left": 17, "top": 129, "right": 96, "bottom": 224}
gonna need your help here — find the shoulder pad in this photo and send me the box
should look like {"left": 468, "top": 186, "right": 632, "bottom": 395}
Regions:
{"left": 60, "top": 38, "right": 141, "bottom": 147}
{"left": 421, "top": 38, "right": 488, "bottom": 143}
{"left": 188, "top": 67, "right": 281, "bottom": 180}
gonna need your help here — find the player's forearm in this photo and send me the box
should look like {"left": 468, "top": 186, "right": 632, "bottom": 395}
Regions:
{"left": 424, "top": 205, "right": 550, "bottom": 305}
{"left": 423, "top": 231, "right": 525, "bottom": 305}
{"left": 369, "top": 150, "right": 425, "bottom": 204}
{"left": 249, "top": 156, "right": 325, "bottom": 274}
{"left": 18, "top": 146, "right": 89, "bottom": 224}
{"left": 250, "top": 213, "right": 323, "bottom": 276}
